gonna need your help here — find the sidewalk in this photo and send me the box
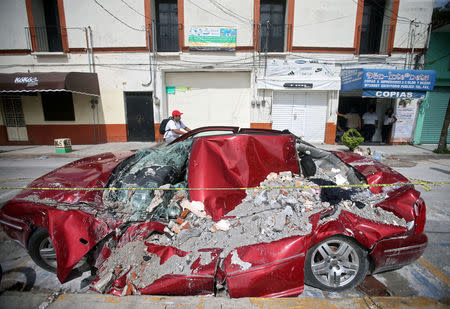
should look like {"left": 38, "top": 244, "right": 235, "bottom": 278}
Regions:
{"left": 0, "top": 291, "right": 448, "bottom": 309}
{"left": 0, "top": 141, "right": 447, "bottom": 160}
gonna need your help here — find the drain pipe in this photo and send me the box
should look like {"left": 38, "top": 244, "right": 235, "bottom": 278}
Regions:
{"left": 85, "top": 27, "right": 91, "bottom": 73}
{"left": 88, "top": 26, "right": 95, "bottom": 72}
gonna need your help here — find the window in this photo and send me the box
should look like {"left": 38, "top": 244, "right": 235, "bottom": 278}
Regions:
{"left": 359, "top": 0, "right": 390, "bottom": 54}
{"left": 29, "top": 0, "right": 63, "bottom": 52}
{"left": 155, "top": 0, "right": 179, "bottom": 52}
{"left": 42, "top": 92, "right": 75, "bottom": 121}
{"left": 260, "top": 0, "right": 286, "bottom": 52}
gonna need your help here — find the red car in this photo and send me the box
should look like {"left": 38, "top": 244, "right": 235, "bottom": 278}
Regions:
{"left": 0, "top": 127, "right": 427, "bottom": 297}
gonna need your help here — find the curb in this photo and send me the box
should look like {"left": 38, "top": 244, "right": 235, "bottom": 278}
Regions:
{"left": 0, "top": 292, "right": 448, "bottom": 309}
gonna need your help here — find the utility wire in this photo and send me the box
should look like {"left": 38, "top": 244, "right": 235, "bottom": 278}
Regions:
{"left": 207, "top": 0, "right": 252, "bottom": 23}
{"left": 427, "top": 52, "right": 450, "bottom": 65}
{"left": 93, "top": 0, "right": 145, "bottom": 31}
{"left": 186, "top": 0, "right": 239, "bottom": 24}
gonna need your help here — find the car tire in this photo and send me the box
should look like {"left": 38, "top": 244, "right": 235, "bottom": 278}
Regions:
{"left": 304, "top": 235, "right": 369, "bottom": 291}
{"left": 28, "top": 227, "right": 90, "bottom": 274}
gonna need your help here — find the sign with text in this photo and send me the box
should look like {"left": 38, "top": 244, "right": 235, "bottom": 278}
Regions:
{"left": 362, "top": 90, "right": 426, "bottom": 99}
{"left": 188, "top": 27, "right": 237, "bottom": 51}
{"left": 341, "top": 69, "right": 436, "bottom": 92}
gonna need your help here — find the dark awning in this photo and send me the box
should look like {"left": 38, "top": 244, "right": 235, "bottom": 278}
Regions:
{"left": 0, "top": 72, "right": 100, "bottom": 96}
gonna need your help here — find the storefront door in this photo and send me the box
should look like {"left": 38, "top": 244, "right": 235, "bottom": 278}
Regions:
{"left": 272, "top": 91, "right": 327, "bottom": 143}
{"left": 124, "top": 92, "right": 155, "bottom": 141}
{"left": 1, "top": 96, "right": 28, "bottom": 141}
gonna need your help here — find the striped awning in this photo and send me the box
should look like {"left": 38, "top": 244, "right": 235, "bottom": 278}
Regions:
{"left": 0, "top": 72, "right": 100, "bottom": 96}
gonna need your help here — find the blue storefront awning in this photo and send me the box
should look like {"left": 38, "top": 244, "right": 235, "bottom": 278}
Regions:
{"left": 341, "top": 68, "right": 436, "bottom": 98}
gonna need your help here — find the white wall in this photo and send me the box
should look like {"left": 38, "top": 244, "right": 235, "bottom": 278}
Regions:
{"left": 394, "top": 0, "right": 434, "bottom": 49}
{"left": 0, "top": 0, "right": 29, "bottom": 49}
{"left": 64, "top": 0, "right": 147, "bottom": 48}
{"left": 184, "top": 0, "right": 253, "bottom": 47}
{"left": 292, "top": 0, "right": 357, "bottom": 47}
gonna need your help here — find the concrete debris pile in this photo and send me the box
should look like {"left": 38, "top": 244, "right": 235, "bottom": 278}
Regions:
{"left": 93, "top": 169, "right": 406, "bottom": 294}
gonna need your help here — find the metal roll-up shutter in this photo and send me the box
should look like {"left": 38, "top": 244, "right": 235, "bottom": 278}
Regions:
{"left": 165, "top": 72, "right": 251, "bottom": 129}
{"left": 272, "top": 91, "right": 327, "bottom": 142}
{"left": 420, "top": 87, "right": 450, "bottom": 143}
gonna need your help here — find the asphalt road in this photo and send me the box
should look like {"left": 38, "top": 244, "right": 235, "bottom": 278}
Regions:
{"left": 0, "top": 156, "right": 448, "bottom": 301}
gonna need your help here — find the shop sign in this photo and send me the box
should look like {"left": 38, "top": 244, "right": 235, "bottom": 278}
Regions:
{"left": 341, "top": 68, "right": 436, "bottom": 92}
{"left": 188, "top": 27, "right": 236, "bottom": 51}
{"left": 283, "top": 83, "right": 313, "bottom": 88}
{"left": 14, "top": 76, "right": 38, "bottom": 87}
{"left": 362, "top": 90, "right": 426, "bottom": 99}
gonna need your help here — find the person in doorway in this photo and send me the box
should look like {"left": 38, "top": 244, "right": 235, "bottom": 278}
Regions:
{"left": 163, "top": 110, "right": 191, "bottom": 143}
{"left": 362, "top": 106, "right": 378, "bottom": 142}
{"left": 336, "top": 108, "right": 361, "bottom": 131}
{"left": 382, "top": 108, "right": 397, "bottom": 143}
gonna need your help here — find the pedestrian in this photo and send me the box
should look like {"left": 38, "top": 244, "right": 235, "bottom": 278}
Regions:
{"left": 163, "top": 110, "right": 191, "bottom": 143}
{"left": 382, "top": 108, "right": 397, "bottom": 143}
{"left": 336, "top": 108, "right": 361, "bottom": 131}
{"left": 362, "top": 106, "right": 378, "bottom": 142}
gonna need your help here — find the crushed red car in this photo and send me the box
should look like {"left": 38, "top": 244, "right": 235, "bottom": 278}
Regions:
{"left": 0, "top": 127, "right": 427, "bottom": 297}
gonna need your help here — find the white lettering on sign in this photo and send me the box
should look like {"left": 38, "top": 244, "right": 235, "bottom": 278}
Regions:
{"left": 375, "top": 91, "right": 413, "bottom": 98}
{"left": 14, "top": 77, "right": 38, "bottom": 87}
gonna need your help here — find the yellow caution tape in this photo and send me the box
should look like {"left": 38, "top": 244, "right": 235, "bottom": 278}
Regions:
{"left": 0, "top": 180, "right": 449, "bottom": 192}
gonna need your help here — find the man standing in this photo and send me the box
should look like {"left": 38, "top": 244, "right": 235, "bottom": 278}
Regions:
{"left": 163, "top": 110, "right": 191, "bottom": 143}
{"left": 336, "top": 108, "right": 361, "bottom": 131}
{"left": 362, "top": 106, "right": 378, "bottom": 142}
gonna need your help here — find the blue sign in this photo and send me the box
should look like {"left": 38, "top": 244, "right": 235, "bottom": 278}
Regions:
{"left": 362, "top": 90, "right": 427, "bottom": 99}
{"left": 341, "top": 69, "right": 436, "bottom": 92}
{"left": 341, "top": 69, "right": 364, "bottom": 92}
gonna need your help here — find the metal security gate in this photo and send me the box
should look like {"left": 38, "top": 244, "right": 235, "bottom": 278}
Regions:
{"left": 272, "top": 91, "right": 327, "bottom": 143}
{"left": 124, "top": 92, "right": 155, "bottom": 141}
{"left": 1, "top": 96, "right": 28, "bottom": 141}
{"left": 419, "top": 87, "right": 450, "bottom": 143}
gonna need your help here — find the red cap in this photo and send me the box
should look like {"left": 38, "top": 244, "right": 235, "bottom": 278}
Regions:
{"left": 172, "top": 110, "right": 183, "bottom": 116}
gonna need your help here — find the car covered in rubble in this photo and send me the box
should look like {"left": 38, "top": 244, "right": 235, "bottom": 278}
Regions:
{"left": 0, "top": 127, "right": 427, "bottom": 297}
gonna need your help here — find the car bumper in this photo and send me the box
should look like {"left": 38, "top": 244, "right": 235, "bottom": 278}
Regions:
{"left": 0, "top": 213, "right": 31, "bottom": 247}
{"left": 370, "top": 233, "right": 427, "bottom": 274}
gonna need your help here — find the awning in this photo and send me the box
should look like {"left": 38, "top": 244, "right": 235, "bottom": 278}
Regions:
{"left": 0, "top": 72, "right": 100, "bottom": 96}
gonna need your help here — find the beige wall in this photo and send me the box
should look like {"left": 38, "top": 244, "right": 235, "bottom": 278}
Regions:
{"left": 64, "top": 0, "right": 147, "bottom": 48}
{"left": 0, "top": 0, "right": 29, "bottom": 50}
{"left": 22, "top": 93, "right": 97, "bottom": 125}
{"left": 394, "top": 0, "right": 433, "bottom": 49}
{"left": 184, "top": 0, "right": 253, "bottom": 47}
{"left": 292, "top": 0, "right": 357, "bottom": 48}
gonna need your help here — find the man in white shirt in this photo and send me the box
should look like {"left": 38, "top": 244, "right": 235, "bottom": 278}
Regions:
{"left": 163, "top": 110, "right": 191, "bottom": 143}
{"left": 362, "top": 106, "right": 378, "bottom": 142}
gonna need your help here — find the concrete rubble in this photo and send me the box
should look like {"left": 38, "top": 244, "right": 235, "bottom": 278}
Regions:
{"left": 92, "top": 163, "right": 407, "bottom": 294}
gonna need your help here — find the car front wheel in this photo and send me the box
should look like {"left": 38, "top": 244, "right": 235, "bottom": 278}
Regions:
{"left": 28, "top": 227, "right": 89, "bottom": 274}
{"left": 304, "top": 235, "right": 369, "bottom": 291}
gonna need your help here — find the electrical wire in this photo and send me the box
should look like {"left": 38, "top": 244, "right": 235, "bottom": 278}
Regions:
{"left": 186, "top": 0, "right": 239, "bottom": 24}
{"left": 120, "top": 0, "right": 148, "bottom": 20}
{"left": 92, "top": 0, "right": 145, "bottom": 31}
{"left": 427, "top": 52, "right": 450, "bottom": 65}
{"left": 207, "top": 0, "right": 252, "bottom": 24}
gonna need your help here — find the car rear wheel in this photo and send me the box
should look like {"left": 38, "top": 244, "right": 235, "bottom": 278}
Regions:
{"left": 304, "top": 235, "right": 369, "bottom": 291}
{"left": 28, "top": 227, "right": 89, "bottom": 273}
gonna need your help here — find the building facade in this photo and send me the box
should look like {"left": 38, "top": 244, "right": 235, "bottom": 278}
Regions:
{"left": 414, "top": 24, "right": 450, "bottom": 144}
{"left": 0, "top": 0, "right": 434, "bottom": 145}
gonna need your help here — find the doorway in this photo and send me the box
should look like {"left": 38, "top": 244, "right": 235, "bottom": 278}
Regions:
{"left": 124, "top": 92, "right": 155, "bottom": 141}
{"left": 1, "top": 96, "right": 28, "bottom": 142}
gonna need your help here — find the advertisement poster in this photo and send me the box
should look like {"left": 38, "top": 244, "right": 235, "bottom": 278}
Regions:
{"left": 188, "top": 27, "right": 237, "bottom": 51}
{"left": 392, "top": 99, "right": 418, "bottom": 141}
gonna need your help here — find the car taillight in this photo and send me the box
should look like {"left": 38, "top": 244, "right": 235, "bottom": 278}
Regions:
{"left": 414, "top": 198, "right": 426, "bottom": 234}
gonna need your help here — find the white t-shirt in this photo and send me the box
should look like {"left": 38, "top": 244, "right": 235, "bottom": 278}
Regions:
{"left": 163, "top": 119, "right": 187, "bottom": 143}
{"left": 362, "top": 112, "right": 378, "bottom": 125}
{"left": 384, "top": 116, "right": 395, "bottom": 125}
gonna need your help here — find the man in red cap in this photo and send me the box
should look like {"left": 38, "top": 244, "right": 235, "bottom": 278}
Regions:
{"left": 163, "top": 110, "right": 191, "bottom": 143}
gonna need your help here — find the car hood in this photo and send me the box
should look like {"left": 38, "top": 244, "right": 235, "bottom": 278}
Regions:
{"left": 13, "top": 151, "right": 135, "bottom": 206}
